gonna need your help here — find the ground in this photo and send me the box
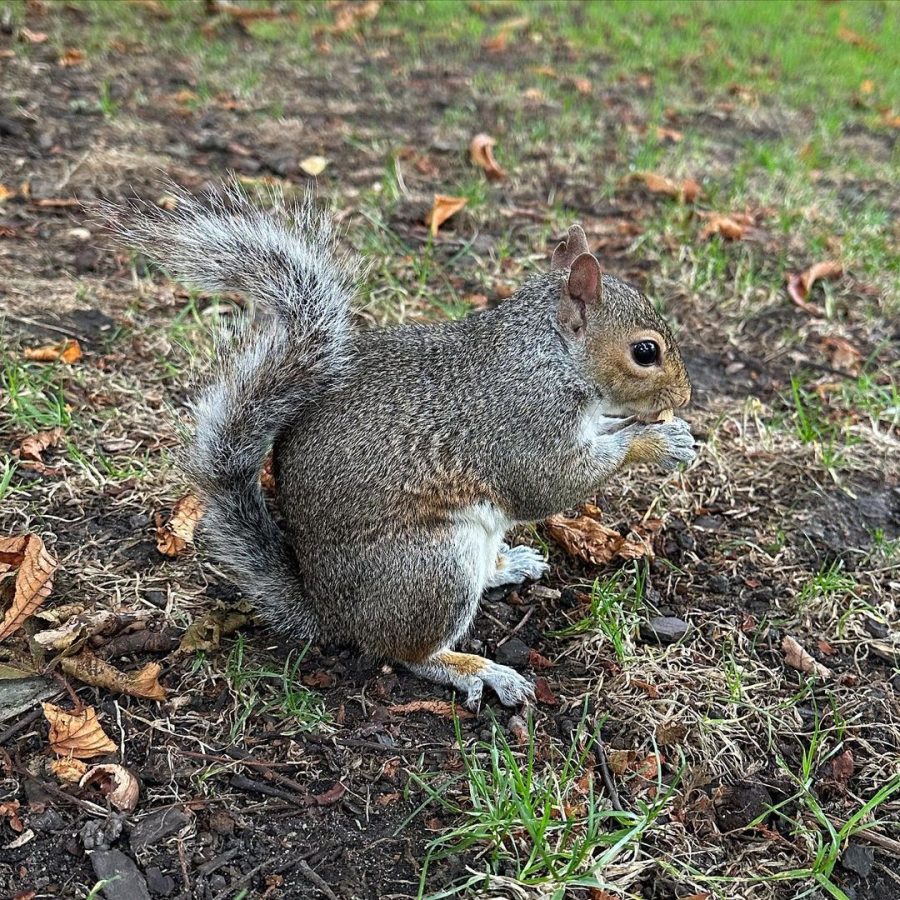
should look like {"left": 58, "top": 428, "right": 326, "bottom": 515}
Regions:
{"left": 1, "top": 1, "right": 898, "bottom": 899}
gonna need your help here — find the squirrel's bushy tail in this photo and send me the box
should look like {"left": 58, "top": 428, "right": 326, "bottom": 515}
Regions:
{"left": 109, "top": 182, "right": 358, "bottom": 636}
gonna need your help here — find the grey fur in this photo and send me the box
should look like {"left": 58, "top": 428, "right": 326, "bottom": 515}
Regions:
{"left": 112, "top": 185, "right": 694, "bottom": 706}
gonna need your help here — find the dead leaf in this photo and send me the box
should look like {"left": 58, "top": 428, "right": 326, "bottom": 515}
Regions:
{"left": 635, "top": 172, "right": 701, "bottom": 203}
{"left": 42, "top": 703, "right": 117, "bottom": 759}
{"left": 820, "top": 336, "right": 863, "bottom": 374}
{"left": 0, "top": 184, "right": 15, "bottom": 202}
{"left": 699, "top": 213, "right": 753, "bottom": 241}
{"left": 469, "top": 133, "right": 506, "bottom": 181}
{"left": 656, "top": 126, "right": 683, "bottom": 143}
{"left": 527, "top": 648, "right": 553, "bottom": 669}
{"left": 23, "top": 339, "right": 82, "bottom": 364}
{"left": 20, "top": 28, "right": 48, "bottom": 44}
{"left": 389, "top": 700, "right": 473, "bottom": 720}
{"left": 831, "top": 749, "right": 854, "bottom": 789}
{"left": 14, "top": 427, "right": 64, "bottom": 474}
{"left": 376, "top": 791, "right": 400, "bottom": 806}
{"left": 299, "top": 156, "right": 329, "bottom": 177}
{"left": 782, "top": 635, "right": 832, "bottom": 680}
{"left": 0, "top": 534, "right": 57, "bottom": 642}
{"left": 50, "top": 757, "right": 88, "bottom": 783}
{"left": 0, "top": 800, "right": 23, "bottom": 833}
{"left": 310, "top": 781, "right": 346, "bottom": 807}
{"left": 155, "top": 494, "right": 204, "bottom": 557}
{"left": 859, "top": 79, "right": 875, "bottom": 95}
{"left": 546, "top": 509, "right": 654, "bottom": 566}
{"left": 534, "top": 677, "right": 558, "bottom": 706}
{"left": 507, "top": 714, "right": 529, "bottom": 744}
{"left": 60, "top": 650, "right": 166, "bottom": 701}
{"left": 425, "top": 195, "right": 467, "bottom": 236}
{"left": 836, "top": 26, "right": 877, "bottom": 51}
{"left": 178, "top": 608, "right": 249, "bottom": 654}
{"left": 482, "top": 15, "right": 529, "bottom": 53}
{"left": 58, "top": 48, "right": 85, "bottom": 67}
{"left": 787, "top": 261, "right": 843, "bottom": 313}
{"left": 572, "top": 77, "right": 592, "bottom": 95}
{"left": 80, "top": 764, "right": 140, "bottom": 812}
{"left": 332, "top": 0, "right": 381, "bottom": 33}
{"left": 33, "top": 609, "right": 118, "bottom": 651}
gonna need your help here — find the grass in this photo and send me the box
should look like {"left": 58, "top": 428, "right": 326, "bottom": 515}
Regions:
{"left": 409, "top": 711, "right": 676, "bottom": 898}
{"left": 224, "top": 635, "right": 329, "bottom": 741}
{"left": 0, "top": 354, "right": 72, "bottom": 432}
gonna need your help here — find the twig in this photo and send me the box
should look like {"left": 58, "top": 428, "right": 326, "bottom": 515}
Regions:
{"left": 824, "top": 815, "right": 900, "bottom": 856}
{"left": 297, "top": 859, "right": 341, "bottom": 900}
{"left": 0, "top": 708, "right": 44, "bottom": 746}
{"left": 593, "top": 733, "right": 624, "bottom": 813}
{"left": 229, "top": 773, "right": 309, "bottom": 806}
{"left": 497, "top": 605, "right": 534, "bottom": 647}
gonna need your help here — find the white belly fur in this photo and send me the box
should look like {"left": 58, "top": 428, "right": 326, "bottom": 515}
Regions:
{"left": 452, "top": 502, "right": 512, "bottom": 596}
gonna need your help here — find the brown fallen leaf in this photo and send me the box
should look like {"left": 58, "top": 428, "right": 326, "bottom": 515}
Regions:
{"left": 80, "top": 764, "right": 140, "bottom": 812}
{"left": 0, "top": 184, "right": 15, "bottom": 202}
{"left": 469, "top": 133, "right": 506, "bottom": 181}
{"left": 20, "top": 28, "right": 48, "bottom": 43}
{"left": 33, "top": 609, "right": 118, "bottom": 652}
{"left": 50, "top": 756, "right": 88, "bottom": 783}
{"left": 58, "top": 48, "right": 85, "bottom": 67}
{"left": 656, "top": 126, "right": 683, "bottom": 143}
{"left": 389, "top": 700, "right": 473, "bottom": 720}
{"left": 782, "top": 635, "right": 832, "bottom": 680}
{"left": 836, "top": 26, "right": 877, "bottom": 52}
{"left": 0, "top": 800, "right": 23, "bottom": 833}
{"left": 42, "top": 703, "right": 117, "bottom": 759}
{"left": 527, "top": 648, "right": 553, "bottom": 670}
{"left": 0, "top": 534, "right": 57, "bottom": 642}
{"left": 699, "top": 213, "right": 753, "bottom": 241}
{"left": 546, "top": 508, "right": 654, "bottom": 567}
{"left": 23, "top": 339, "right": 82, "bottom": 364}
{"left": 14, "top": 427, "right": 64, "bottom": 474}
{"left": 820, "top": 336, "right": 863, "bottom": 374}
{"left": 60, "top": 649, "right": 167, "bottom": 701}
{"left": 787, "top": 261, "right": 843, "bottom": 313}
{"left": 310, "top": 781, "right": 346, "bottom": 807}
{"left": 178, "top": 608, "right": 250, "bottom": 654}
{"left": 155, "top": 494, "right": 204, "bottom": 557}
{"left": 425, "top": 195, "right": 467, "bottom": 237}
{"left": 831, "top": 749, "right": 854, "bottom": 789}
{"left": 636, "top": 172, "right": 701, "bottom": 203}
{"left": 332, "top": 0, "right": 381, "bottom": 33}
{"left": 534, "top": 677, "right": 558, "bottom": 706}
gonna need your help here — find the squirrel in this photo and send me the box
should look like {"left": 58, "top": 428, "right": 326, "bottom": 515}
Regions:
{"left": 113, "top": 183, "right": 694, "bottom": 709}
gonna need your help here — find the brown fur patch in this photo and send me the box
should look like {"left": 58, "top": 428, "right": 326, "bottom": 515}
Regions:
{"left": 434, "top": 649, "right": 490, "bottom": 676}
{"left": 395, "top": 473, "right": 503, "bottom": 527}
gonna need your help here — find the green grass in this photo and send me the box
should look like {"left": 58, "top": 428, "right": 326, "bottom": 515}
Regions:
{"left": 408, "top": 711, "right": 677, "bottom": 898}
{"left": 0, "top": 353, "right": 72, "bottom": 432}
{"left": 224, "top": 635, "right": 329, "bottom": 741}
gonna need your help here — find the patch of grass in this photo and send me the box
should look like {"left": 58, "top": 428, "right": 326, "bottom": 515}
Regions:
{"left": 224, "top": 636, "right": 329, "bottom": 741}
{"left": 789, "top": 376, "right": 853, "bottom": 474}
{"left": 798, "top": 561, "right": 858, "bottom": 609}
{"left": 409, "top": 711, "right": 675, "bottom": 897}
{"left": 551, "top": 565, "right": 647, "bottom": 662}
{"left": 0, "top": 354, "right": 72, "bottom": 432}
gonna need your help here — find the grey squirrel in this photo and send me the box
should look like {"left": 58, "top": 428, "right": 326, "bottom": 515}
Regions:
{"left": 113, "top": 183, "right": 694, "bottom": 709}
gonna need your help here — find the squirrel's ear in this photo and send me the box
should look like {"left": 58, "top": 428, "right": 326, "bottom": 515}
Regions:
{"left": 559, "top": 252, "right": 602, "bottom": 338}
{"left": 551, "top": 224, "right": 590, "bottom": 270}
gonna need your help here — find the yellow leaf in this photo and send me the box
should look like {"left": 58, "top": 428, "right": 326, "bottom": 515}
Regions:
{"left": 299, "top": 156, "right": 329, "bottom": 177}
{"left": 51, "top": 757, "right": 88, "bottom": 783}
{"left": 426, "top": 195, "right": 467, "bottom": 236}
{"left": 42, "top": 703, "right": 117, "bottom": 759}
{"left": 60, "top": 650, "right": 167, "bottom": 701}
{"left": 0, "top": 534, "right": 57, "bottom": 642}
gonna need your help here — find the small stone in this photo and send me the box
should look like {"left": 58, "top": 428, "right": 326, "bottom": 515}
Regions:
{"left": 640, "top": 616, "right": 689, "bottom": 645}
{"left": 529, "top": 585, "right": 561, "bottom": 602}
{"left": 129, "top": 807, "right": 191, "bottom": 852}
{"left": 863, "top": 618, "right": 889, "bottom": 639}
{"left": 145, "top": 866, "right": 175, "bottom": 897}
{"left": 91, "top": 849, "right": 151, "bottom": 900}
{"left": 840, "top": 843, "right": 874, "bottom": 878}
{"left": 29, "top": 808, "right": 64, "bottom": 832}
{"left": 495, "top": 638, "right": 530, "bottom": 667}
{"left": 708, "top": 574, "right": 729, "bottom": 594}
{"left": 143, "top": 589, "right": 168, "bottom": 609}
{"left": 80, "top": 814, "right": 125, "bottom": 851}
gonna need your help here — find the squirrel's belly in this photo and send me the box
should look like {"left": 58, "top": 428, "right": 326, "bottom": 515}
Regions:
{"left": 451, "top": 502, "right": 511, "bottom": 592}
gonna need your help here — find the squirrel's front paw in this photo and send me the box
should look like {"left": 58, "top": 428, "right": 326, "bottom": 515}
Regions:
{"left": 652, "top": 417, "right": 696, "bottom": 469}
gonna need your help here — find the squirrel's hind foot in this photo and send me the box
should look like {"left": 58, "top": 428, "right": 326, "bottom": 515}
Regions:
{"left": 487, "top": 544, "right": 549, "bottom": 589}
{"left": 407, "top": 648, "right": 534, "bottom": 711}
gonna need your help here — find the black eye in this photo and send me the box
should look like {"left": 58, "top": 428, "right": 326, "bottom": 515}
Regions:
{"left": 631, "top": 340, "right": 659, "bottom": 367}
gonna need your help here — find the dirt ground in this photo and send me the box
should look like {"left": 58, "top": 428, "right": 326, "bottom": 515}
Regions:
{"left": 1, "top": 2, "right": 898, "bottom": 899}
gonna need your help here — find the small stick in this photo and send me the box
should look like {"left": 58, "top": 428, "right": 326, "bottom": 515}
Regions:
{"left": 594, "top": 733, "right": 624, "bottom": 813}
{"left": 0, "top": 708, "right": 44, "bottom": 746}
{"left": 823, "top": 815, "right": 900, "bottom": 856}
{"left": 297, "top": 860, "right": 341, "bottom": 900}
{"left": 497, "top": 605, "right": 535, "bottom": 647}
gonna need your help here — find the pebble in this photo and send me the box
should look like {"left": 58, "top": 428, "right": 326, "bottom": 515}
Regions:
{"left": 129, "top": 807, "right": 191, "bottom": 852}
{"left": 640, "top": 616, "right": 689, "bottom": 644}
{"left": 80, "top": 814, "right": 124, "bottom": 851}
{"left": 495, "top": 638, "right": 530, "bottom": 667}
{"left": 840, "top": 843, "right": 874, "bottom": 878}
{"left": 91, "top": 849, "right": 151, "bottom": 900}
{"left": 145, "top": 866, "right": 175, "bottom": 897}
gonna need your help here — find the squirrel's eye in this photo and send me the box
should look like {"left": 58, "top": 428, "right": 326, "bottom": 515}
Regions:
{"left": 631, "top": 340, "right": 660, "bottom": 367}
